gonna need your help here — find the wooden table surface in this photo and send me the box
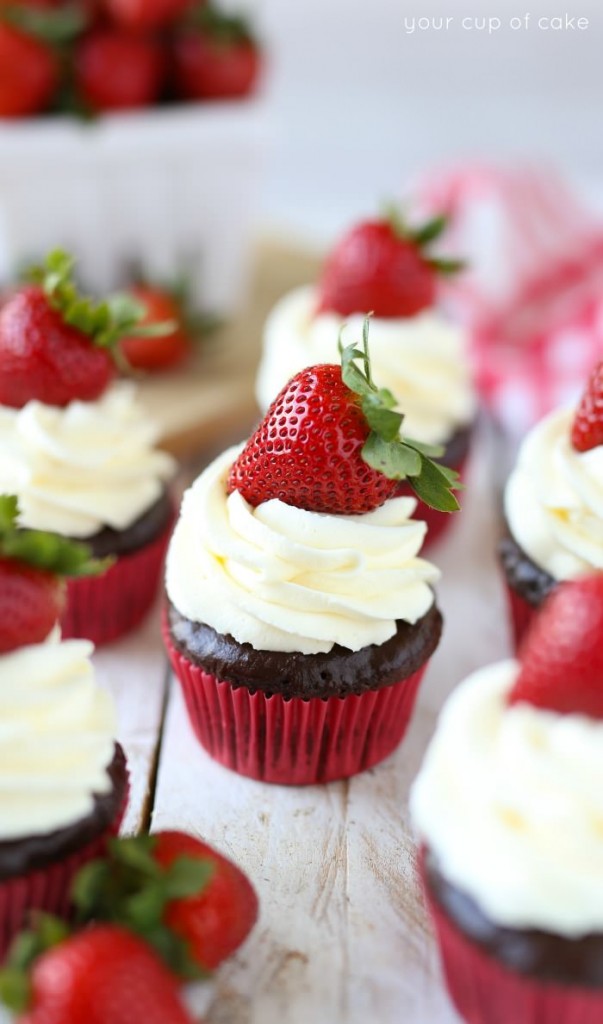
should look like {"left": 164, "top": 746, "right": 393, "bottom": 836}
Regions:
{"left": 1, "top": 244, "right": 511, "bottom": 1024}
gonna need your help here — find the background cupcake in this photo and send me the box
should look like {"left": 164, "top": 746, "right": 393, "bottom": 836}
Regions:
{"left": 255, "top": 209, "right": 476, "bottom": 545}
{"left": 411, "top": 576, "right": 603, "bottom": 1024}
{"left": 500, "top": 359, "right": 603, "bottom": 647}
{"left": 165, "top": 332, "right": 458, "bottom": 784}
{"left": 0, "top": 251, "right": 176, "bottom": 645}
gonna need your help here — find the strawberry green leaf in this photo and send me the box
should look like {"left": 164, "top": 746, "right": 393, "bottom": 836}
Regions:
{"left": 409, "top": 214, "right": 448, "bottom": 246}
{"left": 163, "top": 856, "right": 214, "bottom": 901}
{"left": 1, "top": 3, "right": 86, "bottom": 43}
{"left": 362, "top": 433, "right": 422, "bottom": 478}
{"left": 403, "top": 437, "right": 445, "bottom": 459}
{"left": 187, "top": 0, "right": 256, "bottom": 45}
{"left": 0, "top": 914, "right": 70, "bottom": 1013}
{"left": 0, "top": 496, "right": 111, "bottom": 578}
{"left": 428, "top": 257, "right": 466, "bottom": 275}
{"left": 361, "top": 396, "right": 402, "bottom": 441}
{"left": 409, "top": 458, "right": 461, "bottom": 512}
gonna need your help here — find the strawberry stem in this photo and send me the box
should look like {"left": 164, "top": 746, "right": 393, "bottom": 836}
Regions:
{"left": 382, "top": 203, "right": 465, "bottom": 277}
{"left": 339, "top": 319, "right": 461, "bottom": 512}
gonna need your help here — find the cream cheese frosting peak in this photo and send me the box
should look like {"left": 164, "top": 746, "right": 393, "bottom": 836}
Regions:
{"left": 0, "top": 639, "right": 117, "bottom": 840}
{"left": 505, "top": 406, "right": 603, "bottom": 579}
{"left": 411, "top": 660, "right": 603, "bottom": 937}
{"left": 0, "top": 383, "right": 175, "bottom": 538}
{"left": 165, "top": 446, "right": 439, "bottom": 655}
{"left": 255, "top": 286, "right": 476, "bottom": 445}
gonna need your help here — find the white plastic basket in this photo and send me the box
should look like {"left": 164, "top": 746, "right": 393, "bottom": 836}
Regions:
{"left": 0, "top": 100, "right": 268, "bottom": 315}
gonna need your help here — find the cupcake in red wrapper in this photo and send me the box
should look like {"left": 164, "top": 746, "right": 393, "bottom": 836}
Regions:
{"left": 255, "top": 209, "right": 477, "bottom": 548}
{"left": 0, "top": 638, "right": 129, "bottom": 958}
{"left": 0, "top": 251, "right": 176, "bottom": 645}
{"left": 165, "top": 330, "right": 459, "bottom": 785}
{"left": 411, "top": 577, "right": 603, "bottom": 1024}
{"left": 499, "top": 359, "right": 603, "bottom": 649}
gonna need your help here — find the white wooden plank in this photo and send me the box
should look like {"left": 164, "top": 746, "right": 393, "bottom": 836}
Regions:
{"left": 152, "top": 422, "right": 510, "bottom": 1024}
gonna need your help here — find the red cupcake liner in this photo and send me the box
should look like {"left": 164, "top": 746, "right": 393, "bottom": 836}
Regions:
{"left": 503, "top": 579, "right": 541, "bottom": 651}
{"left": 0, "top": 797, "right": 126, "bottom": 960}
{"left": 396, "top": 452, "right": 469, "bottom": 549}
{"left": 61, "top": 519, "right": 172, "bottom": 646}
{"left": 164, "top": 626, "right": 428, "bottom": 785}
{"left": 422, "top": 864, "right": 603, "bottom": 1024}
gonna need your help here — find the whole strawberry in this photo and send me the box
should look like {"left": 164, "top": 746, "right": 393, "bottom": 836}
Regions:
{"left": 509, "top": 574, "right": 603, "bottom": 718}
{"left": 0, "top": 21, "right": 57, "bottom": 118}
{"left": 571, "top": 360, "right": 603, "bottom": 452}
{"left": 0, "top": 494, "right": 108, "bottom": 653}
{"left": 8, "top": 924, "right": 195, "bottom": 1024}
{"left": 228, "top": 319, "right": 460, "bottom": 514}
{"left": 316, "top": 210, "right": 463, "bottom": 319}
{"left": 173, "top": 2, "right": 262, "bottom": 101}
{"left": 119, "top": 285, "right": 190, "bottom": 371}
{"left": 104, "top": 0, "right": 190, "bottom": 31}
{"left": 74, "top": 30, "right": 164, "bottom": 112}
{"left": 0, "top": 250, "right": 166, "bottom": 408}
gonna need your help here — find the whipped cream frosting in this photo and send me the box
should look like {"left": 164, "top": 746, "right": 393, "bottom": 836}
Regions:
{"left": 411, "top": 660, "right": 603, "bottom": 936}
{"left": 166, "top": 446, "right": 439, "bottom": 655}
{"left": 505, "top": 406, "right": 603, "bottom": 579}
{"left": 0, "top": 639, "right": 117, "bottom": 840}
{"left": 255, "top": 286, "right": 476, "bottom": 445}
{"left": 0, "top": 383, "right": 175, "bottom": 538}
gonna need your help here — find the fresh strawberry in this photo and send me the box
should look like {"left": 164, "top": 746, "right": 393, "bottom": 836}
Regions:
{"left": 75, "top": 29, "right": 164, "bottom": 112}
{"left": 103, "top": 0, "right": 190, "bottom": 31}
{"left": 173, "top": 3, "right": 261, "bottom": 101}
{"left": 316, "top": 210, "right": 463, "bottom": 319}
{"left": 228, "top": 319, "right": 460, "bottom": 514}
{"left": 0, "top": 250, "right": 161, "bottom": 408}
{"left": 71, "top": 830, "right": 258, "bottom": 977}
{"left": 0, "top": 494, "right": 108, "bottom": 652}
{"left": 571, "top": 360, "right": 603, "bottom": 452}
{"left": 11, "top": 925, "right": 195, "bottom": 1024}
{"left": 153, "top": 831, "right": 259, "bottom": 971}
{"left": 0, "top": 22, "right": 57, "bottom": 117}
{"left": 508, "top": 575, "right": 603, "bottom": 718}
{"left": 119, "top": 286, "right": 189, "bottom": 371}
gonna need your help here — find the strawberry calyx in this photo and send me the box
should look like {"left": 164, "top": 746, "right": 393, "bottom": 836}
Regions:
{"left": 0, "top": 3, "right": 86, "bottom": 44}
{"left": 26, "top": 250, "right": 176, "bottom": 357}
{"left": 71, "top": 834, "right": 214, "bottom": 981}
{"left": 342, "top": 319, "right": 461, "bottom": 512}
{"left": 0, "top": 913, "right": 69, "bottom": 1014}
{"left": 0, "top": 495, "right": 110, "bottom": 578}
{"left": 185, "top": 1, "right": 257, "bottom": 45}
{"left": 384, "top": 204, "right": 465, "bottom": 277}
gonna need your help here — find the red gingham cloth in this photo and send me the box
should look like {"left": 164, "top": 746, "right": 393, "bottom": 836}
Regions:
{"left": 416, "top": 164, "right": 603, "bottom": 437}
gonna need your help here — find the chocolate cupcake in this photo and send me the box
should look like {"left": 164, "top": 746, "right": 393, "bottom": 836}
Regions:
{"left": 0, "top": 638, "right": 129, "bottom": 955}
{"left": 500, "top": 363, "right": 603, "bottom": 648}
{"left": 411, "top": 578, "right": 603, "bottom": 1024}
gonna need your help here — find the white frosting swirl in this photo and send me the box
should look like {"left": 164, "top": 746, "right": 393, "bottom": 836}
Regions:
{"left": 0, "top": 639, "right": 117, "bottom": 840}
{"left": 255, "top": 286, "right": 476, "bottom": 445}
{"left": 505, "top": 406, "right": 603, "bottom": 579}
{"left": 166, "top": 446, "right": 439, "bottom": 655}
{"left": 411, "top": 660, "right": 603, "bottom": 936}
{"left": 0, "top": 383, "right": 175, "bottom": 537}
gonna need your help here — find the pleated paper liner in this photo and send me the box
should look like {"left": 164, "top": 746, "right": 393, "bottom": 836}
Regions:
{"left": 62, "top": 519, "right": 172, "bottom": 646}
{"left": 421, "top": 860, "right": 603, "bottom": 1024}
{"left": 164, "top": 626, "right": 429, "bottom": 785}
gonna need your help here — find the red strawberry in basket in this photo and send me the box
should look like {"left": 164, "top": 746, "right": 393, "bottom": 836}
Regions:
{"left": 509, "top": 575, "right": 603, "bottom": 718}
{"left": 317, "top": 209, "right": 464, "bottom": 319}
{"left": 571, "top": 360, "right": 603, "bottom": 453}
{"left": 228, "top": 319, "right": 460, "bottom": 514}
{"left": 173, "top": 2, "right": 262, "bottom": 101}
{"left": 75, "top": 29, "right": 165, "bottom": 113}
{"left": 7, "top": 924, "right": 196, "bottom": 1024}
{"left": 0, "top": 21, "right": 58, "bottom": 118}
{"left": 0, "top": 495, "right": 107, "bottom": 653}
{"left": 104, "top": 0, "right": 190, "bottom": 31}
{"left": 0, "top": 250, "right": 169, "bottom": 408}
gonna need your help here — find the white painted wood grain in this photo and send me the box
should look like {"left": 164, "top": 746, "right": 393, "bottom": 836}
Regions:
{"left": 152, "top": 422, "right": 510, "bottom": 1024}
